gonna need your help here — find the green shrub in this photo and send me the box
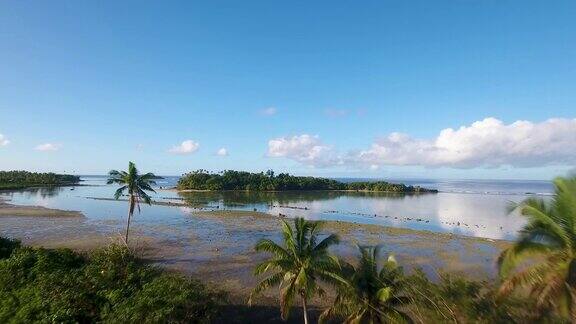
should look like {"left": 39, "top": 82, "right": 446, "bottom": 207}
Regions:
{"left": 106, "top": 275, "right": 219, "bottom": 324}
{"left": 0, "top": 237, "right": 20, "bottom": 259}
{"left": 404, "top": 269, "right": 563, "bottom": 323}
{"left": 0, "top": 239, "right": 222, "bottom": 323}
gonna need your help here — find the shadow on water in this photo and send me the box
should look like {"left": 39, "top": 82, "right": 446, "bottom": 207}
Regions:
{"left": 1, "top": 186, "right": 65, "bottom": 199}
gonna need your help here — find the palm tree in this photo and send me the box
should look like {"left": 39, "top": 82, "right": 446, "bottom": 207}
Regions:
{"left": 320, "top": 245, "right": 412, "bottom": 323}
{"left": 249, "top": 217, "right": 343, "bottom": 324}
{"left": 498, "top": 176, "right": 576, "bottom": 320}
{"left": 107, "top": 161, "right": 160, "bottom": 245}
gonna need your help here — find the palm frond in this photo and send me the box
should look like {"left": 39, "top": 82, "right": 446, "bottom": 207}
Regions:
{"left": 254, "top": 258, "right": 295, "bottom": 275}
{"left": 254, "top": 239, "right": 292, "bottom": 260}
{"left": 280, "top": 280, "right": 297, "bottom": 320}
{"left": 114, "top": 186, "right": 127, "bottom": 199}
{"left": 248, "top": 272, "right": 284, "bottom": 305}
{"left": 499, "top": 260, "right": 556, "bottom": 296}
{"left": 498, "top": 176, "right": 576, "bottom": 318}
{"left": 519, "top": 201, "right": 570, "bottom": 248}
{"left": 314, "top": 233, "right": 340, "bottom": 253}
{"left": 497, "top": 240, "right": 553, "bottom": 277}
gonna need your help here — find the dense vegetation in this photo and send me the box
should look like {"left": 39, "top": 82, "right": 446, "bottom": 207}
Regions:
{"left": 498, "top": 176, "right": 576, "bottom": 319}
{"left": 178, "top": 170, "right": 437, "bottom": 193}
{"left": 0, "top": 237, "right": 222, "bottom": 323}
{"left": 251, "top": 218, "right": 560, "bottom": 323}
{"left": 0, "top": 171, "right": 80, "bottom": 190}
{"left": 1, "top": 235, "right": 557, "bottom": 324}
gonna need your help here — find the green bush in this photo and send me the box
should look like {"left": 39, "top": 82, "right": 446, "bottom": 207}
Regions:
{"left": 404, "top": 269, "right": 562, "bottom": 323}
{"left": 0, "top": 237, "right": 20, "bottom": 259}
{"left": 0, "top": 240, "right": 222, "bottom": 323}
{"left": 107, "top": 275, "right": 219, "bottom": 323}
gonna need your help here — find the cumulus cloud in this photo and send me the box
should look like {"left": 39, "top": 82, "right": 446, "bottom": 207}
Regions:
{"left": 354, "top": 118, "right": 576, "bottom": 168}
{"left": 169, "top": 140, "right": 200, "bottom": 155}
{"left": 268, "top": 118, "right": 576, "bottom": 169}
{"left": 260, "top": 107, "right": 277, "bottom": 116}
{"left": 35, "top": 143, "right": 61, "bottom": 152}
{"left": 0, "top": 134, "right": 9, "bottom": 146}
{"left": 216, "top": 147, "right": 228, "bottom": 156}
{"left": 267, "top": 134, "right": 340, "bottom": 167}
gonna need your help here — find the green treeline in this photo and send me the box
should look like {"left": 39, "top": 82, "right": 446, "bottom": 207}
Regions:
{"left": 0, "top": 237, "right": 221, "bottom": 323}
{"left": 177, "top": 170, "right": 437, "bottom": 193}
{"left": 0, "top": 171, "right": 80, "bottom": 189}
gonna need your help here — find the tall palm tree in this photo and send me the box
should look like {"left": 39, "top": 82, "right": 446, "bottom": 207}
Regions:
{"left": 107, "top": 162, "right": 160, "bottom": 245}
{"left": 249, "top": 217, "right": 343, "bottom": 324}
{"left": 320, "top": 246, "right": 412, "bottom": 323}
{"left": 498, "top": 176, "right": 576, "bottom": 320}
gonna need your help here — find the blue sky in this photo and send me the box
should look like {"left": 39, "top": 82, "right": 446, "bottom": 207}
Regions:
{"left": 0, "top": 1, "right": 575, "bottom": 179}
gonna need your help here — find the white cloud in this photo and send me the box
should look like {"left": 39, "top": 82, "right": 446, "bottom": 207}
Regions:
{"left": 0, "top": 134, "right": 9, "bottom": 146}
{"left": 267, "top": 134, "right": 340, "bottom": 167}
{"left": 353, "top": 117, "right": 576, "bottom": 168}
{"left": 35, "top": 143, "right": 61, "bottom": 152}
{"left": 216, "top": 147, "right": 228, "bottom": 156}
{"left": 267, "top": 118, "right": 576, "bottom": 169}
{"left": 260, "top": 107, "right": 277, "bottom": 116}
{"left": 169, "top": 140, "right": 200, "bottom": 155}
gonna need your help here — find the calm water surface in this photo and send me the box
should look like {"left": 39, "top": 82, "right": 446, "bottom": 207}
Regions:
{"left": 0, "top": 176, "right": 553, "bottom": 240}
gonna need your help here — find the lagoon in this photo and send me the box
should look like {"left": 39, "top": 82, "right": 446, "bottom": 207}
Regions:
{"left": 0, "top": 176, "right": 551, "bottom": 241}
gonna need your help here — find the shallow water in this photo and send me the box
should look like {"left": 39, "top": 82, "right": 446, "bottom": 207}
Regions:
{"left": 0, "top": 176, "right": 552, "bottom": 240}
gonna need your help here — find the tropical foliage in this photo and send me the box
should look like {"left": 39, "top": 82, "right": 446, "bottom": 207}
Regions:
{"left": 498, "top": 176, "right": 576, "bottom": 319}
{"left": 405, "top": 269, "right": 549, "bottom": 323}
{"left": 320, "top": 246, "right": 412, "bottom": 323}
{"left": 108, "top": 162, "right": 161, "bottom": 244}
{"left": 177, "top": 170, "right": 437, "bottom": 193}
{"left": 0, "top": 171, "right": 80, "bottom": 189}
{"left": 0, "top": 238, "right": 222, "bottom": 323}
{"left": 249, "top": 218, "right": 343, "bottom": 324}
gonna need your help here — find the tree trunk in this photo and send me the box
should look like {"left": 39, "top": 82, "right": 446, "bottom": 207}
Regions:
{"left": 301, "top": 294, "right": 309, "bottom": 324}
{"left": 125, "top": 194, "right": 135, "bottom": 245}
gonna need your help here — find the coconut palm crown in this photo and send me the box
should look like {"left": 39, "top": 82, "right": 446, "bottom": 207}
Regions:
{"left": 249, "top": 217, "right": 343, "bottom": 324}
{"left": 320, "top": 245, "right": 412, "bottom": 324}
{"left": 498, "top": 176, "right": 576, "bottom": 319}
{"left": 107, "top": 161, "right": 160, "bottom": 245}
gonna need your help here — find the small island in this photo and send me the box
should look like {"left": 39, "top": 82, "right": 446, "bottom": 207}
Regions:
{"left": 177, "top": 170, "right": 438, "bottom": 193}
{"left": 0, "top": 171, "right": 81, "bottom": 190}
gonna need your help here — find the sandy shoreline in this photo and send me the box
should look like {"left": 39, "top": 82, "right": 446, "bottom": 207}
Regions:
{"left": 0, "top": 198, "right": 84, "bottom": 217}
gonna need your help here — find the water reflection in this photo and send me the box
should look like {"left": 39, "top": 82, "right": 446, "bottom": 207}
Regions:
{"left": 174, "top": 190, "right": 529, "bottom": 240}
{"left": 3, "top": 186, "right": 65, "bottom": 199}
{"left": 0, "top": 176, "right": 548, "bottom": 240}
{"left": 176, "top": 190, "right": 413, "bottom": 207}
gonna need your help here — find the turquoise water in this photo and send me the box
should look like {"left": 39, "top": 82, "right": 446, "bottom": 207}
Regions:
{"left": 0, "top": 176, "right": 553, "bottom": 240}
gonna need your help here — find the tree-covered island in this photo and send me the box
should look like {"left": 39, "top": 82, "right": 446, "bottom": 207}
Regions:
{"left": 177, "top": 170, "right": 438, "bottom": 193}
{"left": 0, "top": 171, "right": 81, "bottom": 190}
